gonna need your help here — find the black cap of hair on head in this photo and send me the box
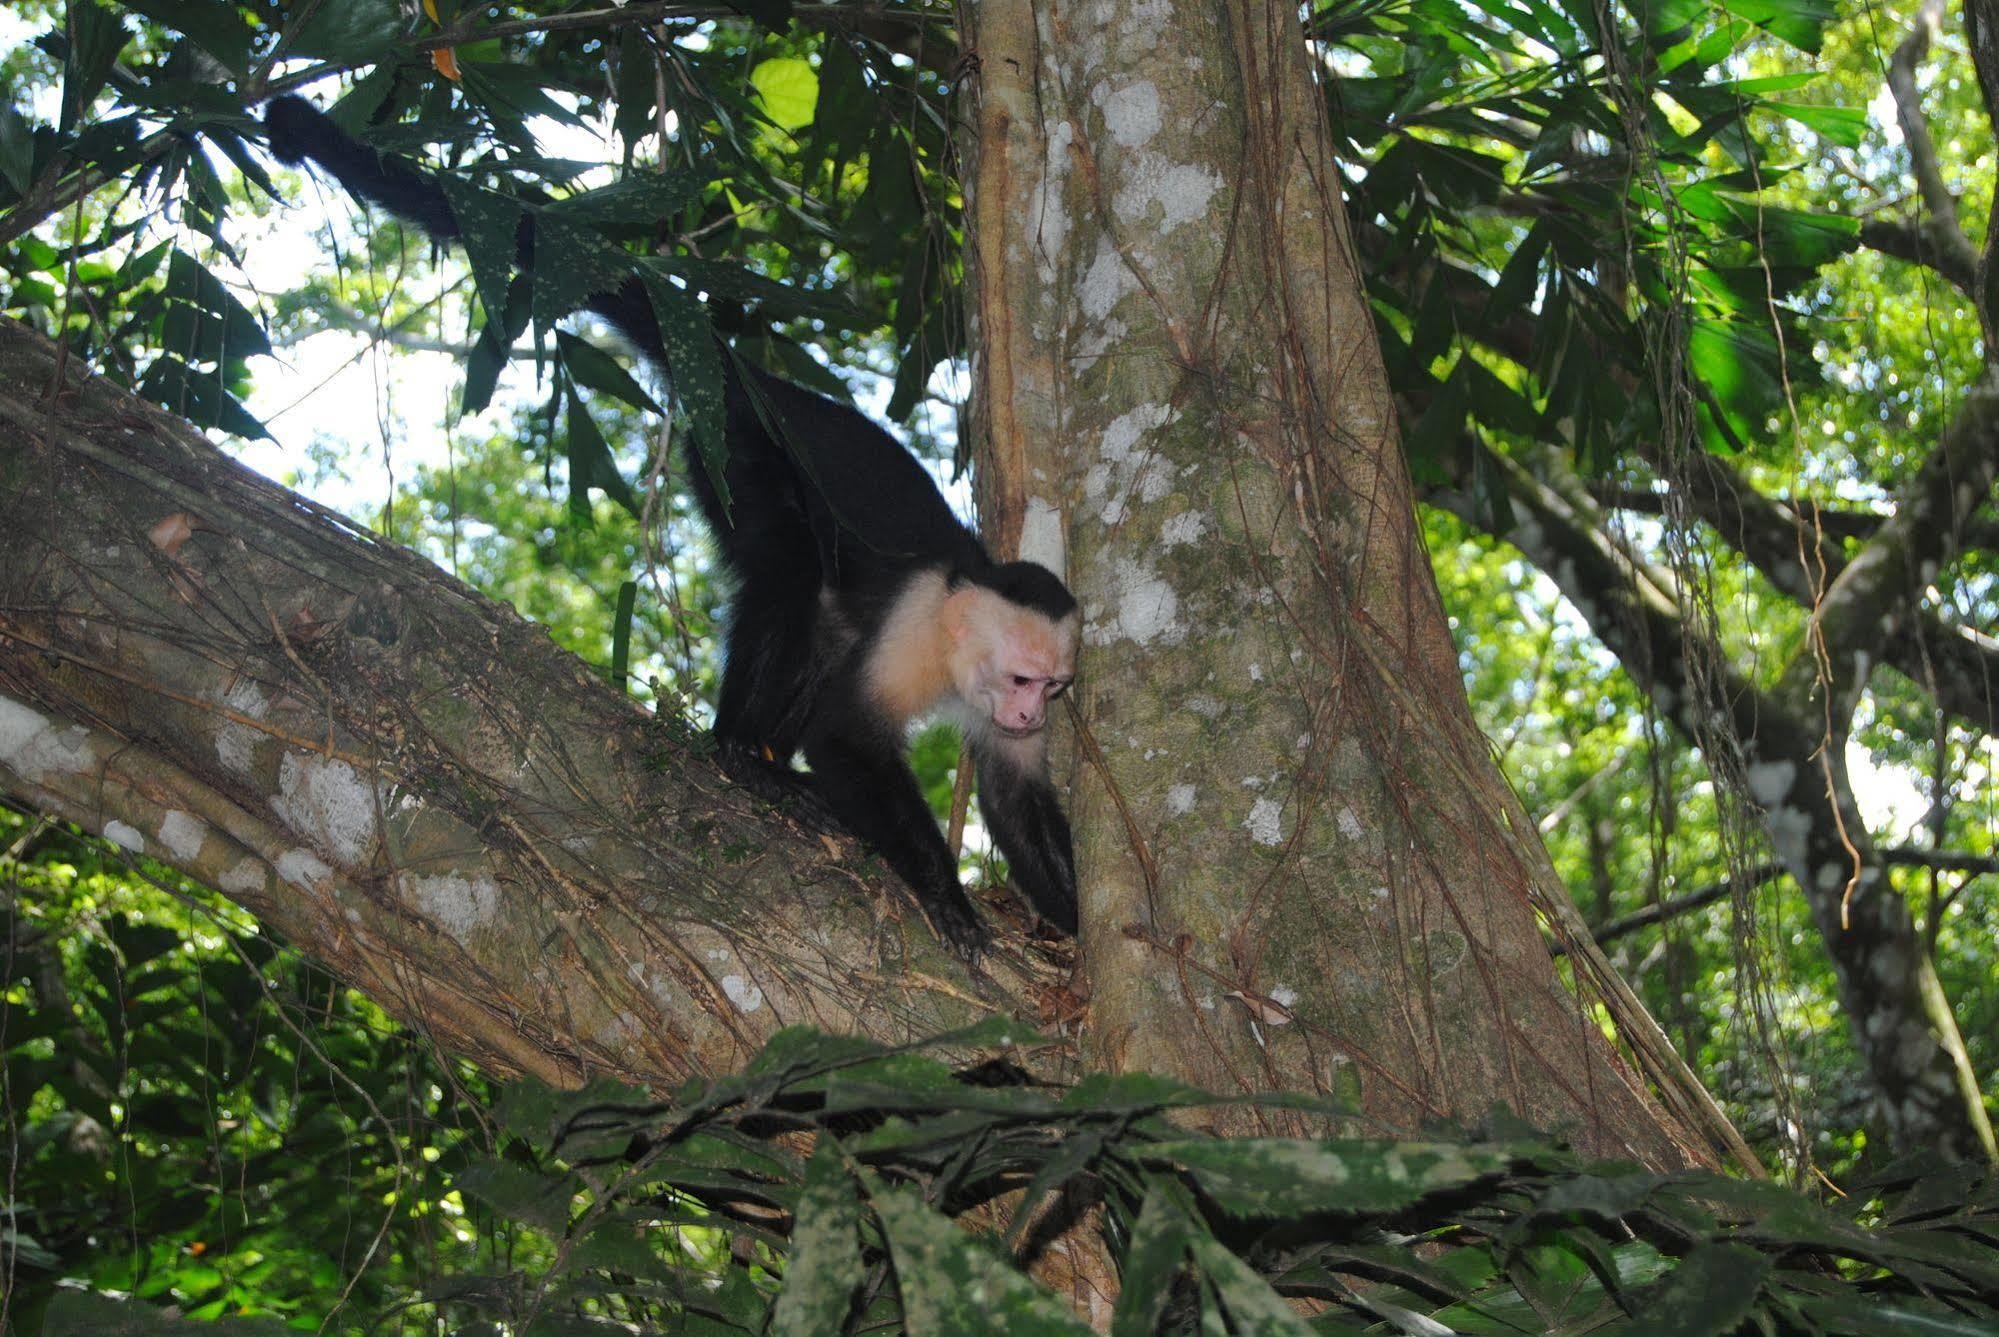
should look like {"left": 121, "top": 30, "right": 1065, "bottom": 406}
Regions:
{"left": 978, "top": 560, "right": 1078, "bottom": 620}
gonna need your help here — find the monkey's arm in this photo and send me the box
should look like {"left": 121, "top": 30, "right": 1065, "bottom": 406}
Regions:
{"left": 975, "top": 736, "right": 1078, "bottom": 936}
{"left": 803, "top": 727, "right": 989, "bottom": 960}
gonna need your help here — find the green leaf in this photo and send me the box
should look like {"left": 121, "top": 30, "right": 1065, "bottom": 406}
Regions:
{"left": 770, "top": 1144, "right": 863, "bottom": 1336}
{"left": 1111, "top": 1181, "right": 1191, "bottom": 1337}
{"left": 288, "top": 0, "right": 402, "bottom": 62}
{"left": 162, "top": 250, "right": 271, "bottom": 361}
{"left": 0, "top": 101, "right": 39, "bottom": 197}
{"left": 546, "top": 172, "right": 704, "bottom": 228}
{"left": 751, "top": 57, "right": 819, "bottom": 133}
{"left": 558, "top": 330, "right": 662, "bottom": 413}
{"left": 532, "top": 214, "right": 631, "bottom": 329}
{"left": 117, "top": 0, "right": 254, "bottom": 71}
{"left": 870, "top": 1184, "right": 1092, "bottom": 1334}
{"left": 564, "top": 380, "right": 640, "bottom": 519}
{"left": 639, "top": 271, "right": 730, "bottom": 512}
{"left": 137, "top": 355, "right": 271, "bottom": 441}
{"left": 45, "top": 1290, "right": 292, "bottom": 1333}
{"left": 443, "top": 174, "right": 525, "bottom": 331}
{"left": 609, "top": 578, "right": 638, "bottom": 690}
{"left": 1712, "top": 0, "right": 1835, "bottom": 51}
{"left": 721, "top": 0, "right": 794, "bottom": 30}
{"left": 1765, "top": 101, "right": 1867, "bottom": 147}
{"left": 464, "top": 276, "right": 532, "bottom": 414}
{"left": 60, "top": 3, "right": 131, "bottom": 135}
{"left": 457, "top": 1157, "right": 577, "bottom": 1232}
{"left": 1138, "top": 1138, "right": 1507, "bottom": 1218}
{"left": 1627, "top": 1243, "right": 1771, "bottom": 1337}
{"left": 1189, "top": 1234, "right": 1315, "bottom": 1335}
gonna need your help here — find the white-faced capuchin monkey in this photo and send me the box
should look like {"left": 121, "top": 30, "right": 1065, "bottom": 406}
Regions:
{"left": 263, "top": 95, "right": 1079, "bottom": 959}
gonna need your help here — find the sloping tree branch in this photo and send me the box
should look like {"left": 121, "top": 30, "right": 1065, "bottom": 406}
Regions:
{"left": 0, "top": 316, "right": 1048, "bottom": 1093}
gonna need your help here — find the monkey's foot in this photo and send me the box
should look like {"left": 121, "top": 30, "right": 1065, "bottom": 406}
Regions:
{"left": 715, "top": 739, "right": 845, "bottom": 833}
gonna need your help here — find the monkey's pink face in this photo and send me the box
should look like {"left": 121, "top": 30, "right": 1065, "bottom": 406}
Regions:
{"left": 948, "top": 591, "right": 1078, "bottom": 738}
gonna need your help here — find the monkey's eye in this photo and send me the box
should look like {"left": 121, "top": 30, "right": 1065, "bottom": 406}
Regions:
{"left": 1012, "top": 675, "right": 1033, "bottom": 687}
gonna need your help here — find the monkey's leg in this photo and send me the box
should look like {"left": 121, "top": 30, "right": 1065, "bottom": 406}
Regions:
{"left": 803, "top": 730, "right": 989, "bottom": 960}
{"left": 710, "top": 558, "right": 843, "bottom": 831}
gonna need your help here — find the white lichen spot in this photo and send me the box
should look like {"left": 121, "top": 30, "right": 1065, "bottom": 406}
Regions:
{"left": 272, "top": 752, "right": 380, "bottom": 865}
{"left": 1079, "top": 238, "right": 1132, "bottom": 319}
{"left": 103, "top": 820, "right": 145, "bottom": 852}
{"left": 214, "top": 680, "right": 269, "bottom": 775}
{"left": 1114, "top": 156, "right": 1223, "bottom": 232}
{"left": 402, "top": 871, "right": 502, "bottom": 942}
{"left": 1245, "top": 797, "right": 1285, "bottom": 846}
{"left": 721, "top": 974, "right": 765, "bottom": 1013}
{"left": 0, "top": 695, "right": 94, "bottom": 780}
{"left": 1019, "top": 497, "right": 1067, "bottom": 577}
{"left": 1107, "top": 559, "right": 1182, "bottom": 645}
{"left": 706, "top": 947, "right": 732, "bottom": 963}
{"left": 1187, "top": 695, "right": 1223, "bottom": 718}
{"left": 1744, "top": 759, "right": 1796, "bottom": 809}
{"left": 1337, "top": 807, "right": 1365, "bottom": 841}
{"left": 1159, "top": 511, "right": 1205, "bottom": 549}
{"left": 1099, "top": 80, "right": 1162, "bottom": 147}
{"left": 1165, "top": 783, "right": 1197, "bottom": 815}
{"left": 219, "top": 858, "right": 265, "bottom": 895}
{"left": 1248, "top": 662, "right": 1263, "bottom": 683}
{"left": 1270, "top": 984, "right": 1299, "bottom": 1008}
{"left": 276, "top": 848, "right": 333, "bottom": 890}
{"left": 158, "top": 810, "right": 206, "bottom": 861}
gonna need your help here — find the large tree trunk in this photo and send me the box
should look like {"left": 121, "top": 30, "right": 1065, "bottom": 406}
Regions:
{"left": 958, "top": 0, "right": 1746, "bottom": 1170}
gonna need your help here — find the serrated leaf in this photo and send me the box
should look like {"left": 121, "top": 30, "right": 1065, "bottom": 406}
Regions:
{"left": 61, "top": 3, "right": 131, "bottom": 134}
{"left": 288, "top": 0, "right": 402, "bottom": 62}
{"left": 1627, "top": 1243, "right": 1770, "bottom": 1337}
{"left": 558, "top": 330, "right": 662, "bottom": 413}
{"left": 530, "top": 214, "right": 630, "bottom": 328}
{"left": 457, "top": 1158, "right": 577, "bottom": 1232}
{"left": 871, "top": 1184, "right": 1092, "bottom": 1334}
{"left": 770, "top": 1143, "right": 862, "bottom": 1336}
{"left": 546, "top": 172, "right": 703, "bottom": 227}
{"left": 1139, "top": 1138, "right": 1507, "bottom": 1218}
{"left": 564, "top": 380, "right": 640, "bottom": 519}
{"left": 639, "top": 271, "right": 730, "bottom": 512}
{"left": 1111, "top": 1181, "right": 1191, "bottom": 1337}
{"left": 442, "top": 174, "right": 524, "bottom": 330}
{"left": 137, "top": 355, "right": 271, "bottom": 441}
{"left": 1190, "top": 1234, "right": 1315, "bottom": 1335}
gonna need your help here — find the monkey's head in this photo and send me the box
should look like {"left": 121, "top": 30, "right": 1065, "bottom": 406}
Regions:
{"left": 945, "top": 563, "right": 1079, "bottom": 738}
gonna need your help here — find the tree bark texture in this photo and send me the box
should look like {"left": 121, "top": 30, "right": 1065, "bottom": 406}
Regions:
{"left": 957, "top": 0, "right": 1745, "bottom": 1171}
{"left": 0, "top": 317, "right": 1064, "bottom": 1091}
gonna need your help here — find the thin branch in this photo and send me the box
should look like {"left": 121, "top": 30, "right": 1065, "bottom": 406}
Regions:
{"left": 1584, "top": 847, "right": 1999, "bottom": 948}
{"left": 1856, "top": 215, "right": 1981, "bottom": 299}
{"left": 1885, "top": 0, "right": 1977, "bottom": 265}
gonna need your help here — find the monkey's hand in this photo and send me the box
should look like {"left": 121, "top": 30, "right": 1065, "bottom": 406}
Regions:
{"left": 919, "top": 886, "right": 991, "bottom": 965}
